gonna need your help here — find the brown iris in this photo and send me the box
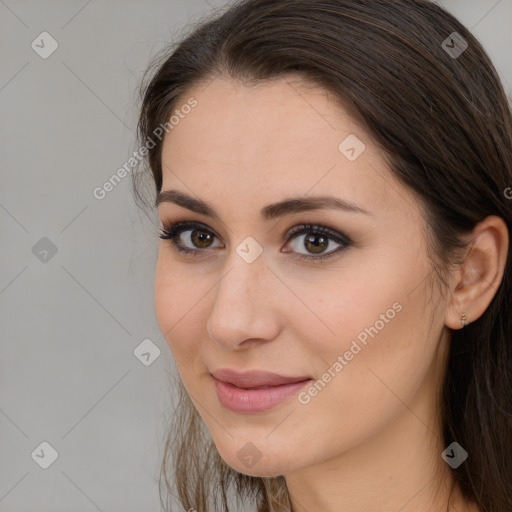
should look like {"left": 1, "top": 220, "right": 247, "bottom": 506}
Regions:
{"left": 191, "top": 229, "right": 214, "bottom": 248}
{"left": 304, "top": 233, "right": 328, "bottom": 254}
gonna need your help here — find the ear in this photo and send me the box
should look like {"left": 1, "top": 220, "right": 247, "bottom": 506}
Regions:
{"left": 445, "top": 215, "right": 509, "bottom": 330}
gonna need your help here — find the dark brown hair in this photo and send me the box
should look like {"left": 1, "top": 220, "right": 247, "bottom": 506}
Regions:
{"left": 133, "top": 1, "right": 512, "bottom": 511}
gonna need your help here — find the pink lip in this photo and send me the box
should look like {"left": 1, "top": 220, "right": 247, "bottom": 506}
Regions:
{"left": 210, "top": 369, "right": 312, "bottom": 413}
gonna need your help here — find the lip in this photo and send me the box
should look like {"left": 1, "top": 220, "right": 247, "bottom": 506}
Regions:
{"left": 210, "top": 368, "right": 311, "bottom": 388}
{"left": 210, "top": 369, "right": 312, "bottom": 413}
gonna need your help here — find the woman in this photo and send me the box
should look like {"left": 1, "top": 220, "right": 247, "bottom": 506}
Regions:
{"left": 133, "top": 1, "right": 512, "bottom": 511}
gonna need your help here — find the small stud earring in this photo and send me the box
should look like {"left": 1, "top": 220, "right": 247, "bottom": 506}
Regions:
{"left": 460, "top": 312, "right": 468, "bottom": 328}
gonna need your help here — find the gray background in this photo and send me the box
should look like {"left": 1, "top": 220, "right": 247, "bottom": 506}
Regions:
{"left": 0, "top": 1, "right": 511, "bottom": 511}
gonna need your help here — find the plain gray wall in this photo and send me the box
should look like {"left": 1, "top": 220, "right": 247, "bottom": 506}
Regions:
{"left": 1, "top": 1, "right": 510, "bottom": 511}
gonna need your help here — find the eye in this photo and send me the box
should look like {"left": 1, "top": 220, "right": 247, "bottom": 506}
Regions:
{"left": 159, "top": 221, "right": 352, "bottom": 262}
{"left": 283, "top": 223, "right": 352, "bottom": 262}
{"left": 159, "top": 221, "right": 222, "bottom": 257}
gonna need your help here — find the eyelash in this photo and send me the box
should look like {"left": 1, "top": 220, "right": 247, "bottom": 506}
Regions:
{"left": 158, "top": 221, "right": 352, "bottom": 262}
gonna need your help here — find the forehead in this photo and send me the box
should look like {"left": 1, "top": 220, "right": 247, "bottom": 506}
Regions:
{"left": 163, "top": 75, "right": 364, "bottom": 166}
{"left": 159, "top": 76, "right": 416, "bottom": 220}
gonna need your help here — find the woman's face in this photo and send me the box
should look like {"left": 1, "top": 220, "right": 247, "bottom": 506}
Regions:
{"left": 154, "top": 76, "right": 452, "bottom": 477}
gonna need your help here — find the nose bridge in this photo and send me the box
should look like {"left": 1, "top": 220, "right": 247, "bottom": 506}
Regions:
{"left": 206, "top": 249, "right": 280, "bottom": 348}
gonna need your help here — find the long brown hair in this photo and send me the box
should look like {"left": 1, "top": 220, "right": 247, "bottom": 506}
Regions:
{"left": 133, "top": 1, "right": 512, "bottom": 510}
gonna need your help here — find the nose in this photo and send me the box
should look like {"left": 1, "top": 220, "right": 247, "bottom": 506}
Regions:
{"left": 206, "top": 253, "right": 282, "bottom": 350}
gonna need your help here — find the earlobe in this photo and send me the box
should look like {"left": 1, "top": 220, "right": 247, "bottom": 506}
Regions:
{"left": 444, "top": 215, "right": 509, "bottom": 331}
{"left": 445, "top": 301, "right": 470, "bottom": 331}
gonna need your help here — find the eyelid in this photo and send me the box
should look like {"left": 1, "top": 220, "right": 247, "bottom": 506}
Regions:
{"left": 284, "top": 223, "right": 352, "bottom": 245}
{"left": 159, "top": 219, "right": 350, "bottom": 242}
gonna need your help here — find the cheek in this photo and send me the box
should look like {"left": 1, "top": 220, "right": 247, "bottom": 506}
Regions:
{"left": 154, "top": 251, "right": 205, "bottom": 365}
{"left": 300, "top": 252, "right": 437, "bottom": 392}
{"left": 299, "top": 276, "right": 439, "bottom": 438}
{"left": 289, "top": 259, "right": 407, "bottom": 358}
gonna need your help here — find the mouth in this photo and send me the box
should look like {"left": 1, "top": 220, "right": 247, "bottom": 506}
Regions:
{"left": 209, "top": 368, "right": 313, "bottom": 413}
{"left": 210, "top": 368, "right": 312, "bottom": 388}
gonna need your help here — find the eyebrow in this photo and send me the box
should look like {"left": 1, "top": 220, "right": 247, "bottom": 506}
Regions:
{"left": 155, "top": 189, "right": 372, "bottom": 220}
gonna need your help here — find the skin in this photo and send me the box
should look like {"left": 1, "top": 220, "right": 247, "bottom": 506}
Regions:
{"left": 154, "top": 75, "right": 508, "bottom": 512}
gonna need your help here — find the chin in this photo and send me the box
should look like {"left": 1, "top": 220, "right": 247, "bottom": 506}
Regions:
{"left": 213, "top": 438, "right": 298, "bottom": 477}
